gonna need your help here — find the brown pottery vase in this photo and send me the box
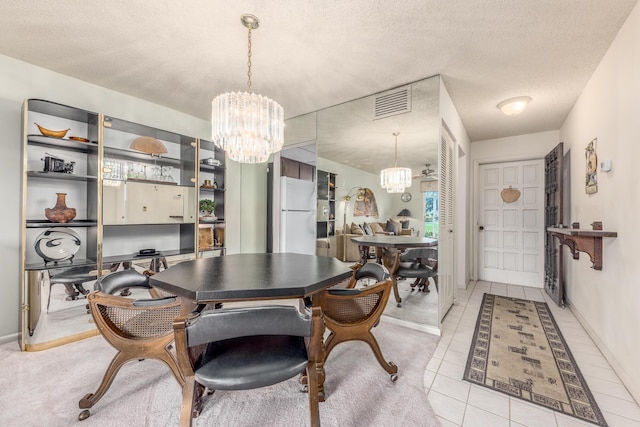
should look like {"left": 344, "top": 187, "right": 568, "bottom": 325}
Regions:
{"left": 45, "top": 193, "right": 76, "bottom": 223}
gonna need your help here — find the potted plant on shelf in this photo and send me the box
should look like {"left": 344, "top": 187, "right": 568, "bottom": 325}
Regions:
{"left": 199, "top": 199, "right": 216, "bottom": 222}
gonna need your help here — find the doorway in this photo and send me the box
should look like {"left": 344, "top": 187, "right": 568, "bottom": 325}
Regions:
{"left": 477, "top": 159, "right": 545, "bottom": 287}
{"left": 424, "top": 191, "right": 439, "bottom": 238}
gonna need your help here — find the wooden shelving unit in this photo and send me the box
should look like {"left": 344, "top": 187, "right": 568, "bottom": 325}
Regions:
{"left": 19, "top": 99, "right": 226, "bottom": 351}
{"left": 197, "top": 139, "right": 226, "bottom": 256}
{"left": 316, "top": 170, "right": 336, "bottom": 238}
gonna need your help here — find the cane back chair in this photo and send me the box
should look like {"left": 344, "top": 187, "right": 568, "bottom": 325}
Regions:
{"left": 319, "top": 262, "right": 398, "bottom": 381}
{"left": 78, "top": 269, "right": 183, "bottom": 421}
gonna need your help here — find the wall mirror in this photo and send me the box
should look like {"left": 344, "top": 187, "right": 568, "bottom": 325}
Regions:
{"left": 283, "top": 75, "right": 442, "bottom": 331}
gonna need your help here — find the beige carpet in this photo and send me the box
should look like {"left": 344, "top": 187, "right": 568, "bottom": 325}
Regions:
{"left": 382, "top": 278, "right": 439, "bottom": 327}
{"left": 0, "top": 321, "right": 441, "bottom": 426}
{"left": 464, "top": 293, "right": 607, "bottom": 426}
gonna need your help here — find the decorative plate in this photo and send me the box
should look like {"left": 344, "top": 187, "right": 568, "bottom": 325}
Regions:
{"left": 34, "top": 227, "right": 81, "bottom": 263}
{"left": 68, "top": 136, "right": 90, "bottom": 142}
{"left": 500, "top": 186, "right": 521, "bottom": 203}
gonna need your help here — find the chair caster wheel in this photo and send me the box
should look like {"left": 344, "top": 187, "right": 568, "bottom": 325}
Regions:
{"left": 390, "top": 374, "right": 398, "bottom": 382}
{"left": 396, "top": 303, "right": 401, "bottom": 307}
{"left": 78, "top": 409, "right": 90, "bottom": 421}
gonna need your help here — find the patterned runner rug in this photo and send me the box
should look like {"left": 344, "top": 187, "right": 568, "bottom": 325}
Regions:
{"left": 463, "top": 293, "right": 607, "bottom": 426}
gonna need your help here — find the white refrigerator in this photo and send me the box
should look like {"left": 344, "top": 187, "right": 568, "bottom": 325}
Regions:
{"left": 280, "top": 177, "right": 316, "bottom": 255}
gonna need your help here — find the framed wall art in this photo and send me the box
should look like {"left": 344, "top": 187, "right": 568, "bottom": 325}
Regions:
{"left": 585, "top": 138, "right": 598, "bottom": 194}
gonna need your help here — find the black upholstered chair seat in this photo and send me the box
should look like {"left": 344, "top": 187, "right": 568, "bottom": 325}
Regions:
{"left": 196, "top": 335, "right": 308, "bottom": 390}
{"left": 174, "top": 304, "right": 323, "bottom": 426}
{"left": 393, "top": 248, "right": 438, "bottom": 296}
{"left": 50, "top": 268, "right": 96, "bottom": 284}
{"left": 396, "top": 264, "right": 436, "bottom": 279}
{"left": 95, "top": 268, "right": 150, "bottom": 294}
{"left": 47, "top": 265, "right": 98, "bottom": 311}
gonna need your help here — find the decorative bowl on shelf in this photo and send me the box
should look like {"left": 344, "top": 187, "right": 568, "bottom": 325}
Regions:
{"left": 199, "top": 216, "right": 218, "bottom": 223}
{"left": 34, "top": 227, "right": 81, "bottom": 263}
{"left": 35, "top": 123, "right": 70, "bottom": 138}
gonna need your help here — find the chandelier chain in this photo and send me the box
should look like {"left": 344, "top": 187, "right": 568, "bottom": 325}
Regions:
{"left": 247, "top": 28, "right": 253, "bottom": 93}
{"left": 212, "top": 13, "right": 284, "bottom": 164}
{"left": 394, "top": 132, "right": 399, "bottom": 167}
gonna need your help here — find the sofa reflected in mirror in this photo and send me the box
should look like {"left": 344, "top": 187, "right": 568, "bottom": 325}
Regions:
{"left": 336, "top": 219, "right": 412, "bottom": 262}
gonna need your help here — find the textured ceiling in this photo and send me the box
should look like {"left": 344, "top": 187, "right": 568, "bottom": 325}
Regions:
{"left": 0, "top": 0, "right": 637, "bottom": 173}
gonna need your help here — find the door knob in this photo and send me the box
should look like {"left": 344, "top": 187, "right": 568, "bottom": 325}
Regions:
{"left": 479, "top": 226, "right": 484, "bottom": 231}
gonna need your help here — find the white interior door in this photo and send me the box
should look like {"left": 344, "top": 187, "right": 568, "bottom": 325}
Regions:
{"left": 478, "top": 160, "right": 544, "bottom": 287}
{"left": 438, "top": 129, "right": 455, "bottom": 321}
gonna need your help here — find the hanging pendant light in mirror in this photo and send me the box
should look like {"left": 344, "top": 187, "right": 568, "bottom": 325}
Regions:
{"left": 211, "top": 14, "right": 284, "bottom": 164}
{"left": 380, "top": 132, "right": 412, "bottom": 193}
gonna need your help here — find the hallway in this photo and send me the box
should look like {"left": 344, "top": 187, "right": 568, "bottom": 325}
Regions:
{"left": 426, "top": 281, "right": 640, "bottom": 427}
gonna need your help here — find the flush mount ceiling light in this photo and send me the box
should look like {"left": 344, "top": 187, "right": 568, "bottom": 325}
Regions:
{"left": 380, "top": 132, "right": 412, "bottom": 193}
{"left": 211, "top": 14, "right": 284, "bottom": 164}
{"left": 497, "top": 96, "right": 532, "bottom": 116}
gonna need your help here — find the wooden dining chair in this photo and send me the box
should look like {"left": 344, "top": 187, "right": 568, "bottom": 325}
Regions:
{"left": 78, "top": 269, "right": 183, "bottom": 421}
{"left": 318, "top": 262, "right": 398, "bottom": 381}
{"left": 173, "top": 305, "right": 323, "bottom": 427}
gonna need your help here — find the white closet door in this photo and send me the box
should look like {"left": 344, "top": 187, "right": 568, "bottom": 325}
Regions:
{"left": 438, "top": 128, "right": 455, "bottom": 321}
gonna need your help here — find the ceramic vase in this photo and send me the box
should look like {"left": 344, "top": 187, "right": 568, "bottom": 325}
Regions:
{"left": 45, "top": 193, "right": 77, "bottom": 223}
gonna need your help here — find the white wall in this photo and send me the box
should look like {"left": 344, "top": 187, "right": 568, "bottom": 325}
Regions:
{"left": 0, "top": 97, "right": 23, "bottom": 340}
{"left": 471, "top": 130, "right": 561, "bottom": 164}
{"left": 0, "top": 54, "right": 251, "bottom": 342}
{"left": 317, "top": 157, "right": 402, "bottom": 230}
{"left": 238, "top": 163, "right": 268, "bottom": 253}
{"left": 559, "top": 1, "right": 640, "bottom": 403}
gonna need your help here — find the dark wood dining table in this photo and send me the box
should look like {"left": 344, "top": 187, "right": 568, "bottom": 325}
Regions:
{"left": 351, "top": 235, "right": 438, "bottom": 306}
{"left": 149, "top": 252, "right": 353, "bottom": 400}
{"left": 149, "top": 252, "right": 352, "bottom": 303}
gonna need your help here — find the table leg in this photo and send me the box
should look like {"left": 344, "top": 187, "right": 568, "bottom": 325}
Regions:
{"left": 382, "top": 248, "right": 402, "bottom": 307}
{"left": 298, "top": 296, "right": 327, "bottom": 402}
{"left": 357, "top": 244, "right": 370, "bottom": 264}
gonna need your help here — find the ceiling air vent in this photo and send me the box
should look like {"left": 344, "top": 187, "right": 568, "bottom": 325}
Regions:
{"left": 373, "top": 86, "right": 411, "bottom": 120}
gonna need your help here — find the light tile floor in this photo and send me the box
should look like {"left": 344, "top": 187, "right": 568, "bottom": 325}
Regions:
{"left": 425, "top": 280, "right": 640, "bottom": 427}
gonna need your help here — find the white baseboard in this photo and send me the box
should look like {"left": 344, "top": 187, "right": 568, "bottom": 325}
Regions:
{"left": 0, "top": 332, "right": 20, "bottom": 347}
{"left": 382, "top": 315, "right": 441, "bottom": 336}
{"left": 568, "top": 298, "right": 640, "bottom": 405}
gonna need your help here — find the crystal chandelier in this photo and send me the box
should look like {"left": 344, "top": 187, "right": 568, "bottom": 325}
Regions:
{"left": 380, "top": 132, "right": 412, "bottom": 193}
{"left": 211, "top": 14, "right": 284, "bottom": 164}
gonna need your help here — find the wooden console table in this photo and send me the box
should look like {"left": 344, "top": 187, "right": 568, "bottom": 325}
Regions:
{"left": 547, "top": 222, "right": 617, "bottom": 270}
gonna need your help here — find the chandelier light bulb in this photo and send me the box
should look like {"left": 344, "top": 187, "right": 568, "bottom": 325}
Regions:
{"left": 380, "top": 132, "right": 412, "bottom": 193}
